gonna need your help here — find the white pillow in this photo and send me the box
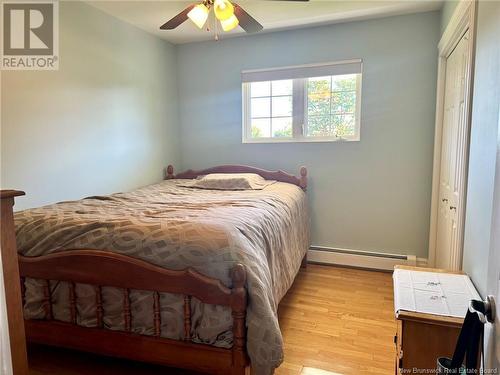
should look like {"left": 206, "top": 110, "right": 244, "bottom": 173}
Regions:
{"left": 180, "top": 173, "right": 275, "bottom": 190}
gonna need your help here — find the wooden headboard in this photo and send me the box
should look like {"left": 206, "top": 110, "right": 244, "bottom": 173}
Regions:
{"left": 165, "top": 165, "right": 307, "bottom": 191}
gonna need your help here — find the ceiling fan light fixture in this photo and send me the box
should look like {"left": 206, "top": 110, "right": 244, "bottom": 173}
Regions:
{"left": 220, "top": 13, "right": 239, "bottom": 31}
{"left": 214, "top": 0, "right": 234, "bottom": 21}
{"left": 160, "top": 0, "right": 271, "bottom": 36}
{"left": 187, "top": 3, "right": 209, "bottom": 29}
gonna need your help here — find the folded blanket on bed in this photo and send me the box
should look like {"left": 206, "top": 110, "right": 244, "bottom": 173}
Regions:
{"left": 15, "top": 179, "right": 310, "bottom": 375}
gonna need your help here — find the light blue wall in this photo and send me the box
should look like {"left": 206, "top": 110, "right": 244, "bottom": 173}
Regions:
{"left": 1, "top": 1, "right": 180, "bottom": 210}
{"left": 177, "top": 12, "right": 441, "bottom": 257}
{"left": 462, "top": 1, "right": 500, "bottom": 368}
{"left": 463, "top": 1, "right": 500, "bottom": 297}
{"left": 440, "top": 0, "right": 460, "bottom": 35}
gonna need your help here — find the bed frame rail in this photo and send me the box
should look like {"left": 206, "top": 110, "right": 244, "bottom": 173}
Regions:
{"left": 19, "top": 250, "right": 249, "bottom": 374}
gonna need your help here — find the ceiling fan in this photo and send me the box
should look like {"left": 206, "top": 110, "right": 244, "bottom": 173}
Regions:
{"left": 160, "top": 0, "right": 309, "bottom": 37}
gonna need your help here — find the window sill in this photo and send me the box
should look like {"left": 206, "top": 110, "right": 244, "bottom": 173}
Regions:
{"left": 242, "top": 137, "right": 360, "bottom": 144}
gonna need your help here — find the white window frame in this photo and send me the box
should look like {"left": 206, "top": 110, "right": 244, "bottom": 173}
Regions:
{"left": 242, "top": 60, "right": 363, "bottom": 144}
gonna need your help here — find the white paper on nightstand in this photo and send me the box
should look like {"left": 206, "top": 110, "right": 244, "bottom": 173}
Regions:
{"left": 393, "top": 269, "right": 481, "bottom": 318}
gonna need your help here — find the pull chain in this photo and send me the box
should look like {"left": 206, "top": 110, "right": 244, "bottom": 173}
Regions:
{"left": 214, "top": 6, "right": 219, "bottom": 41}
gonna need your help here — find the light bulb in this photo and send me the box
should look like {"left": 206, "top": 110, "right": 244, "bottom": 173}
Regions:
{"left": 214, "top": 0, "right": 234, "bottom": 21}
{"left": 220, "top": 14, "right": 239, "bottom": 31}
{"left": 188, "top": 4, "right": 209, "bottom": 29}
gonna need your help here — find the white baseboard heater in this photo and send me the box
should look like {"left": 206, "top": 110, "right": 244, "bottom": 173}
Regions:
{"left": 308, "top": 246, "right": 426, "bottom": 271}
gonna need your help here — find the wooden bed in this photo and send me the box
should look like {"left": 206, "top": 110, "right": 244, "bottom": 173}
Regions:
{"left": 0, "top": 164, "right": 308, "bottom": 375}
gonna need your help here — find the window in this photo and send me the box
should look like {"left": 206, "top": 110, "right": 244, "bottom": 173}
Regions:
{"left": 248, "top": 80, "right": 293, "bottom": 138}
{"left": 242, "top": 60, "right": 362, "bottom": 143}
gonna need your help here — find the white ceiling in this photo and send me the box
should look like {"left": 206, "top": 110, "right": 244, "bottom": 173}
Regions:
{"left": 87, "top": 0, "right": 443, "bottom": 44}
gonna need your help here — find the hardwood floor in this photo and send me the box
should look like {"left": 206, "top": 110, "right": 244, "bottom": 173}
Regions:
{"left": 28, "top": 264, "right": 395, "bottom": 375}
{"left": 276, "top": 265, "right": 395, "bottom": 375}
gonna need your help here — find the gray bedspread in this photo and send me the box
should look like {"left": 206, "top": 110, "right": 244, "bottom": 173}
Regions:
{"left": 14, "top": 179, "right": 310, "bottom": 374}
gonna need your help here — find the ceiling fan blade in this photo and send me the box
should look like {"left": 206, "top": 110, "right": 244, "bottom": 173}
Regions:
{"left": 234, "top": 4, "right": 263, "bottom": 34}
{"left": 160, "top": 4, "right": 196, "bottom": 30}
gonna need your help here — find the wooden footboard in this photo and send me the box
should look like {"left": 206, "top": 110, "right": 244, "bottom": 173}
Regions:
{"left": 19, "top": 250, "right": 250, "bottom": 375}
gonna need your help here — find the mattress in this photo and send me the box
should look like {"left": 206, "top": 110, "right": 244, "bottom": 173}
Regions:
{"left": 14, "top": 179, "right": 310, "bottom": 374}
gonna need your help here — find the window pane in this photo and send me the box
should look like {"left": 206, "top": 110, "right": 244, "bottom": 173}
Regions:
{"left": 272, "top": 79, "right": 293, "bottom": 96}
{"left": 308, "top": 76, "right": 331, "bottom": 95}
{"left": 251, "top": 81, "right": 270, "bottom": 97}
{"left": 332, "top": 91, "right": 356, "bottom": 114}
{"left": 251, "top": 97, "right": 270, "bottom": 118}
{"left": 331, "top": 74, "right": 357, "bottom": 91}
{"left": 272, "top": 96, "right": 292, "bottom": 117}
{"left": 272, "top": 117, "right": 292, "bottom": 137}
{"left": 308, "top": 94, "right": 330, "bottom": 116}
{"left": 332, "top": 114, "right": 355, "bottom": 138}
{"left": 306, "top": 115, "right": 332, "bottom": 137}
{"left": 251, "top": 118, "right": 271, "bottom": 138}
{"left": 308, "top": 76, "right": 331, "bottom": 116}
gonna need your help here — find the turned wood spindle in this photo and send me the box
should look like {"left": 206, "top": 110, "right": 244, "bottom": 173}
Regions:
{"left": 69, "top": 282, "right": 77, "bottom": 324}
{"left": 183, "top": 295, "right": 192, "bottom": 341}
{"left": 95, "top": 286, "right": 104, "bottom": 328}
{"left": 43, "top": 280, "right": 53, "bottom": 320}
{"left": 123, "top": 288, "right": 131, "bottom": 332}
{"left": 153, "top": 292, "right": 161, "bottom": 337}
{"left": 20, "top": 277, "right": 26, "bottom": 308}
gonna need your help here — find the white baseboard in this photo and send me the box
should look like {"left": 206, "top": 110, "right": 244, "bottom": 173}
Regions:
{"left": 308, "top": 246, "right": 428, "bottom": 271}
{"left": 416, "top": 257, "right": 429, "bottom": 267}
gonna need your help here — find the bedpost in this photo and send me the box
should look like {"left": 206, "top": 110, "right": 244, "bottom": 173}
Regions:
{"left": 0, "top": 190, "right": 28, "bottom": 375}
{"left": 166, "top": 165, "right": 175, "bottom": 180}
{"left": 230, "top": 264, "right": 249, "bottom": 375}
{"left": 299, "top": 166, "right": 308, "bottom": 191}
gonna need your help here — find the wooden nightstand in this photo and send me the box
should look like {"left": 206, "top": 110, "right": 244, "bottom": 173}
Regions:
{"left": 393, "top": 266, "right": 474, "bottom": 374}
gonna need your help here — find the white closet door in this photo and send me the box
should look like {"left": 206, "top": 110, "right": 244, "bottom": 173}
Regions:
{"left": 435, "top": 31, "right": 470, "bottom": 270}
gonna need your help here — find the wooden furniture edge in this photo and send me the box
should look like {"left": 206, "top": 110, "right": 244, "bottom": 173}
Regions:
{"left": 0, "top": 190, "right": 28, "bottom": 375}
{"left": 396, "top": 310, "right": 464, "bottom": 327}
{"left": 0, "top": 190, "right": 25, "bottom": 199}
{"left": 165, "top": 164, "right": 308, "bottom": 191}
{"left": 394, "top": 265, "right": 464, "bottom": 275}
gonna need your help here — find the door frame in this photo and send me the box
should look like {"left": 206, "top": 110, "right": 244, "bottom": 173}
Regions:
{"left": 428, "top": 0, "right": 477, "bottom": 269}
